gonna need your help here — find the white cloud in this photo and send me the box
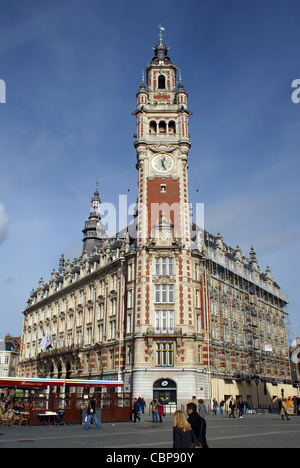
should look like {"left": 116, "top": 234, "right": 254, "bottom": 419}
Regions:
{"left": 0, "top": 204, "right": 9, "bottom": 245}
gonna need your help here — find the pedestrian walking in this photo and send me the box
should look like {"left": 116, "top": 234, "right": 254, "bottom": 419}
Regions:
{"left": 229, "top": 398, "right": 236, "bottom": 418}
{"left": 84, "top": 396, "right": 100, "bottom": 430}
{"left": 281, "top": 398, "right": 290, "bottom": 421}
{"left": 150, "top": 398, "right": 159, "bottom": 423}
{"left": 132, "top": 398, "right": 141, "bottom": 422}
{"left": 219, "top": 400, "right": 225, "bottom": 416}
{"left": 198, "top": 399, "right": 207, "bottom": 419}
{"left": 157, "top": 398, "right": 164, "bottom": 423}
{"left": 186, "top": 402, "right": 209, "bottom": 448}
{"left": 237, "top": 400, "right": 244, "bottom": 419}
{"left": 212, "top": 398, "right": 218, "bottom": 415}
{"left": 173, "top": 410, "right": 197, "bottom": 448}
{"left": 139, "top": 397, "right": 146, "bottom": 415}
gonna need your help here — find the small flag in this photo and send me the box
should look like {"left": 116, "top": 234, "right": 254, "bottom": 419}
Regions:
{"left": 40, "top": 333, "right": 47, "bottom": 351}
{"left": 45, "top": 329, "right": 53, "bottom": 350}
{"left": 40, "top": 329, "right": 53, "bottom": 351}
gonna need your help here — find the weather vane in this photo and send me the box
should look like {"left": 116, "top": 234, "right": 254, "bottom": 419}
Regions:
{"left": 158, "top": 24, "right": 165, "bottom": 43}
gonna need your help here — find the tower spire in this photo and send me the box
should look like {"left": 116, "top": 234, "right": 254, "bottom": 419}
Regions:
{"left": 158, "top": 24, "right": 165, "bottom": 44}
{"left": 82, "top": 180, "right": 106, "bottom": 255}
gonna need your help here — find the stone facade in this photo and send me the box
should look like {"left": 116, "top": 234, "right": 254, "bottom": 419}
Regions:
{"left": 18, "top": 34, "right": 293, "bottom": 408}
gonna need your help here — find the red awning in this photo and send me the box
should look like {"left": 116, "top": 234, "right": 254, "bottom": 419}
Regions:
{"left": 0, "top": 377, "right": 123, "bottom": 389}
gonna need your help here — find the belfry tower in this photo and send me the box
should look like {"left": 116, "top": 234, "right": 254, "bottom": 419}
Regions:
{"left": 128, "top": 29, "right": 209, "bottom": 400}
{"left": 133, "top": 29, "right": 193, "bottom": 247}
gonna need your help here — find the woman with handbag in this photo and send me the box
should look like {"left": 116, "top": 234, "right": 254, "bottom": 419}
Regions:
{"left": 156, "top": 398, "right": 164, "bottom": 423}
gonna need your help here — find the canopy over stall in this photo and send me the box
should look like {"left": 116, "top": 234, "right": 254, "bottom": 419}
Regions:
{"left": 0, "top": 376, "right": 123, "bottom": 389}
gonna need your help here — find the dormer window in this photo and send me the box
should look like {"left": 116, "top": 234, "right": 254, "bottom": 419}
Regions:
{"left": 158, "top": 74, "right": 166, "bottom": 89}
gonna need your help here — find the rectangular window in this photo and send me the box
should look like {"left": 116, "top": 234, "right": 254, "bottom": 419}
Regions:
{"left": 98, "top": 302, "right": 105, "bottom": 320}
{"left": 128, "top": 263, "right": 133, "bottom": 281}
{"left": 195, "top": 289, "right": 200, "bottom": 308}
{"left": 128, "top": 289, "right": 133, "bottom": 308}
{"left": 195, "top": 263, "right": 199, "bottom": 281}
{"left": 155, "top": 258, "right": 160, "bottom": 276}
{"left": 196, "top": 314, "right": 201, "bottom": 333}
{"left": 198, "top": 345, "right": 203, "bottom": 364}
{"left": 97, "top": 324, "right": 103, "bottom": 342}
{"left": 155, "top": 257, "right": 174, "bottom": 276}
{"left": 156, "top": 343, "right": 174, "bottom": 367}
{"left": 169, "top": 258, "right": 173, "bottom": 275}
{"left": 155, "top": 310, "right": 174, "bottom": 333}
{"left": 109, "top": 349, "right": 115, "bottom": 370}
{"left": 127, "top": 313, "right": 132, "bottom": 333}
{"left": 110, "top": 320, "right": 116, "bottom": 339}
{"left": 155, "top": 285, "right": 174, "bottom": 303}
{"left": 110, "top": 298, "right": 117, "bottom": 316}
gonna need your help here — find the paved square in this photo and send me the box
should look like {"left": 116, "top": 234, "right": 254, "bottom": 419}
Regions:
{"left": 0, "top": 413, "right": 299, "bottom": 449}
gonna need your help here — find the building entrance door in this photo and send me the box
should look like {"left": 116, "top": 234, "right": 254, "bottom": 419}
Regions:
{"left": 153, "top": 378, "right": 177, "bottom": 404}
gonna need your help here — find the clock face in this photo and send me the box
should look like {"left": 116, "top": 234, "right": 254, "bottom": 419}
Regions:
{"left": 152, "top": 153, "right": 174, "bottom": 173}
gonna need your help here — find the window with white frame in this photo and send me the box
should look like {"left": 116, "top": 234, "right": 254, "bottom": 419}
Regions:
{"left": 109, "top": 320, "right": 116, "bottom": 340}
{"left": 195, "top": 263, "right": 200, "bottom": 281}
{"left": 97, "top": 323, "right": 104, "bottom": 342}
{"left": 86, "top": 327, "right": 92, "bottom": 345}
{"left": 195, "top": 289, "right": 201, "bottom": 308}
{"left": 110, "top": 297, "right": 117, "bottom": 316}
{"left": 155, "top": 284, "right": 174, "bottom": 303}
{"left": 128, "top": 263, "right": 134, "bottom": 281}
{"left": 196, "top": 314, "right": 201, "bottom": 333}
{"left": 198, "top": 345, "right": 203, "bottom": 363}
{"left": 86, "top": 306, "right": 93, "bottom": 323}
{"left": 98, "top": 302, "right": 105, "bottom": 320}
{"left": 155, "top": 257, "right": 174, "bottom": 276}
{"left": 127, "top": 289, "right": 133, "bottom": 308}
{"left": 155, "top": 310, "right": 174, "bottom": 333}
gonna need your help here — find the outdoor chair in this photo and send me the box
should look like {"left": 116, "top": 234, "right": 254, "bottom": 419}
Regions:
{"left": 19, "top": 413, "right": 30, "bottom": 426}
{"left": 1, "top": 411, "right": 15, "bottom": 426}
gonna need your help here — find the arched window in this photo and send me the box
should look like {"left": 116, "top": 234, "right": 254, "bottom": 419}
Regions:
{"left": 158, "top": 74, "right": 166, "bottom": 89}
{"left": 168, "top": 121, "right": 176, "bottom": 133}
{"left": 159, "top": 121, "right": 166, "bottom": 133}
{"left": 149, "top": 120, "right": 157, "bottom": 134}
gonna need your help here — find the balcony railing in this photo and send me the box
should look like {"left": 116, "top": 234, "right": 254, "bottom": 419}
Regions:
{"left": 145, "top": 327, "right": 183, "bottom": 336}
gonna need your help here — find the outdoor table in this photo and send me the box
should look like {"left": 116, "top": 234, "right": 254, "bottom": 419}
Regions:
{"left": 37, "top": 412, "right": 58, "bottom": 426}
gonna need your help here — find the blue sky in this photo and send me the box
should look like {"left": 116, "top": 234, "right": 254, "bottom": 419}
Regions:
{"left": 0, "top": 0, "right": 299, "bottom": 341}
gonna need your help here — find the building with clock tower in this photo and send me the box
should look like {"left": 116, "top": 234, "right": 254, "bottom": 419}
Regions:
{"left": 19, "top": 31, "right": 293, "bottom": 410}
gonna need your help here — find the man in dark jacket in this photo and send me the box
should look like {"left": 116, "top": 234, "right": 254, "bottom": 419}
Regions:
{"left": 84, "top": 396, "right": 100, "bottom": 430}
{"left": 186, "top": 402, "right": 209, "bottom": 448}
{"left": 132, "top": 398, "right": 141, "bottom": 422}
